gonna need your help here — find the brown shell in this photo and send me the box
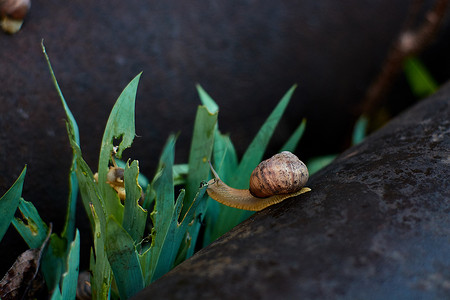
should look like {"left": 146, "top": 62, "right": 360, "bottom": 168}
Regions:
{"left": 249, "top": 151, "right": 309, "bottom": 198}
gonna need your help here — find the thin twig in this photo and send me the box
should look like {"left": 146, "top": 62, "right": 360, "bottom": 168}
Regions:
{"left": 361, "top": 0, "right": 449, "bottom": 115}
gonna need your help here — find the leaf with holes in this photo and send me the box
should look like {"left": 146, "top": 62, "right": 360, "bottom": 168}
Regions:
{"left": 97, "top": 73, "right": 142, "bottom": 224}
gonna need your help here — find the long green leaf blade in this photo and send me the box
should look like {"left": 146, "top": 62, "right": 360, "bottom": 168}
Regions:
{"left": 150, "top": 190, "right": 185, "bottom": 281}
{"left": 202, "top": 132, "right": 238, "bottom": 246}
{"left": 69, "top": 141, "right": 106, "bottom": 232}
{"left": 41, "top": 234, "right": 66, "bottom": 292}
{"left": 196, "top": 84, "right": 219, "bottom": 114}
{"left": 280, "top": 118, "right": 306, "bottom": 152}
{"left": 234, "top": 84, "right": 297, "bottom": 187}
{"left": 123, "top": 160, "right": 147, "bottom": 242}
{"left": 184, "top": 105, "right": 217, "bottom": 256}
{"left": 90, "top": 204, "right": 112, "bottom": 299}
{"left": 152, "top": 186, "right": 208, "bottom": 281}
{"left": 143, "top": 136, "right": 176, "bottom": 284}
{"left": 209, "top": 85, "right": 297, "bottom": 240}
{"left": 404, "top": 57, "right": 438, "bottom": 98}
{"left": 42, "top": 41, "right": 80, "bottom": 243}
{"left": 60, "top": 229, "right": 80, "bottom": 300}
{"left": 106, "top": 216, "right": 144, "bottom": 299}
{"left": 12, "top": 198, "right": 49, "bottom": 249}
{"left": 97, "top": 73, "right": 142, "bottom": 223}
{"left": 185, "top": 106, "right": 218, "bottom": 206}
{"left": 0, "top": 166, "right": 26, "bottom": 242}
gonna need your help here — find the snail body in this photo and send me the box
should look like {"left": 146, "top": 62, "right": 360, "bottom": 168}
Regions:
{"left": 207, "top": 151, "right": 310, "bottom": 211}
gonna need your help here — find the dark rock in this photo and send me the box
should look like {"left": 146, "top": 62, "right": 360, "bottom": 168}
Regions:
{"left": 132, "top": 82, "right": 450, "bottom": 299}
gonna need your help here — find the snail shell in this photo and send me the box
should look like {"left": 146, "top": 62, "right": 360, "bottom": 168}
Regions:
{"left": 206, "top": 151, "right": 310, "bottom": 211}
{"left": 249, "top": 151, "right": 308, "bottom": 198}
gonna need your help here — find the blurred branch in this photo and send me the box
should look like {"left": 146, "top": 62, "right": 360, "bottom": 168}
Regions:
{"left": 361, "top": 0, "right": 449, "bottom": 114}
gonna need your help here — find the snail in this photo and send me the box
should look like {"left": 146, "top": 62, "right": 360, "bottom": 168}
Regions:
{"left": 93, "top": 148, "right": 144, "bottom": 203}
{"left": 76, "top": 271, "right": 91, "bottom": 300}
{"left": 206, "top": 151, "right": 311, "bottom": 211}
{"left": 0, "top": 0, "right": 31, "bottom": 34}
{"left": 94, "top": 164, "right": 126, "bottom": 201}
{"left": 105, "top": 166, "right": 126, "bottom": 200}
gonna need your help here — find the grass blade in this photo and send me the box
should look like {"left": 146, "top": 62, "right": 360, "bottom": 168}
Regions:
{"left": 209, "top": 85, "right": 297, "bottom": 240}
{"left": 42, "top": 41, "right": 80, "bottom": 243}
{"left": 60, "top": 229, "right": 80, "bottom": 300}
{"left": 12, "top": 198, "right": 49, "bottom": 249}
{"left": 183, "top": 105, "right": 217, "bottom": 256}
{"left": 404, "top": 57, "right": 438, "bottom": 98}
{"left": 280, "top": 118, "right": 306, "bottom": 152}
{"left": 152, "top": 186, "right": 208, "bottom": 281}
{"left": 89, "top": 204, "right": 112, "bottom": 299}
{"left": 123, "top": 160, "right": 147, "bottom": 242}
{"left": 97, "top": 73, "right": 142, "bottom": 223}
{"left": 233, "top": 84, "right": 297, "bottom": 186}
{"left": 0, "top": 166, "right": 26, "bottom": 242}
{"left": 196, "top": 84, "right": 219, "bottom": 114}
{"left": 140, "top": 135, "right": 176, "bottom": 284}
{"left": 106, "top": 216, "right": 144, "bottom": 299}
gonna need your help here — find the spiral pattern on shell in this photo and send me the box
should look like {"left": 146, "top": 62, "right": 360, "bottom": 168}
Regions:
{"left": 249, "top": 151, "right": 309, "bottom": 198}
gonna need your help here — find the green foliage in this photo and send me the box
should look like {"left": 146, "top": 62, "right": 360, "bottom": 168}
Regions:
{"left": 0, "top": 43, "right": 82, "bottom": 300}
{"left": 197, "top": 85, "right": 306, "bottom": 245}
{"left": 48, "top": 47, "right": 210, "bottom": 297}
{"left": 352, "top": 115, "right": 369, "bottom": 146}
{"left": 105, "top": 216, "right": 144, "bottom": 299}
{"left": 0, "top": 166, "right": 26, "bottom": 242}
{"left": 1, "top": 45, "right": 309, "bottom": 299}
{"left": 307, "top": 154, "right": 337, "bottom": 175}
{"left": 404, "top": 57, "right": 438, "bottom": 98}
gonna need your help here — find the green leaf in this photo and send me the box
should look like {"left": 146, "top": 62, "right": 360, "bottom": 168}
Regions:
{"left": 212, "top": 131, "right": 238, "bottom": 181}
{"left": 97, "top": 72, "right": 142, "bottom": 224}
{"left": 141, "top": 136, "right": 176, "bottom": 284}
{"left": 142, "top": 183, "right": 156, "bottom": 212}
{"left": 351, "top": 115, "right": 368, "bottom": 145}
{"left": 208, "top": 85, "right": 297, "bottom": 241}
{"left": 234, "top": 85, "right": 297, "bottom": 187}
{"left": 404, "top": 57, "right": 438, "bottom": 98}
{"left": 307, "top": 154, "right": 337, "bottom": 175}
{"left": 151, "top": 186, "right": 208, "bottom": 281}
{"left": 123, "top": 160, "right": 147, "bottom": 242}
{"left": 105, "top": 216, "right": 144, "bottom": 299}
{"left": 173, "top": 164, "right": 188, "bottom": 186}
{"left": 69, "top": 142, "right": 106, "bottom": 232}
{"left": 183, "top": 105, "right": 218, "bottom": 257}
{"left": 0, "top": 166, "right": 26, "bottom": 242}
{"left": 11, "top": 198, "right": 69, "bottom": 294}
{"left": 41, "top": 233, "right": 67, "bottom": 292}
{"left": 89, "top": 203, "right": 112, "bottom": 299}
{"left": 196, "top": 84, "right": 219, "bottom": 114}
{"left": 138, "top": 136, "right": 208, "bottom": 283}
{"left": 149, "top": 190, "right": 185, "bottom": 281}
{"left": 185, "top": 106, "right": 218, "bottom": 206}
{"left": 12, "top": 198, "right": 49, "bottom": 249}
{"left": 280, "top": 118, "right": 306, "bottom": 152}
{"left": 42, "top": 41, "right": 80, "bottom": 243}
{"left": 60, "top": 229, "right": 80, "bottom": 300}
{"left": 50, "top": 289, "right": 62, "bottom": 300}
{"left": 202, "top": 131, "right": 238, "bottom": 246}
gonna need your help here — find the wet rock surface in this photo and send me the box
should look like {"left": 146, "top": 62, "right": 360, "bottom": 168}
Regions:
{"left": 133, "top": 83, "right": 450, "bottom": 299}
